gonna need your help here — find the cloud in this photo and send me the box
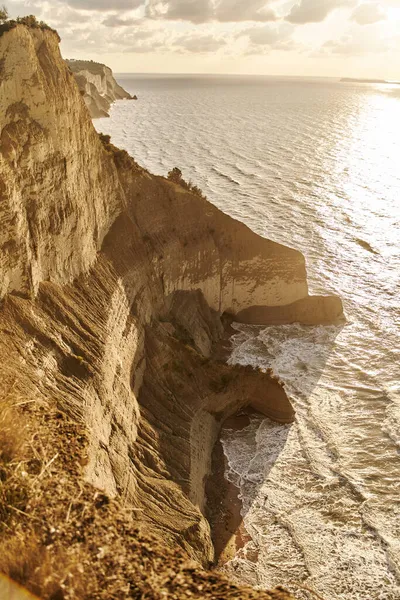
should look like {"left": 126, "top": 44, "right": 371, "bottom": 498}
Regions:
{"left": 102, "top": 14, "right": 140, "bottom": 27}
{"left": 351, "top": 2, "right": 386, "bottom": 24}
{"left": 61, "top": 22, "right": 169, "bottom": 54}
{"left": 174, "top": 33, "right": 227, "bottom": 52}
{"left": 238, "top": 22, "right": 298, "bottom": 52}
{"left": 67, "top": 0, "right": 144, "bottom": 12}
{"left": 242, "top": 22, "right": 294, "bottom": 44}
{"left": 7, "top": 0, "right": 44, "bottom": 18}
{"left": 286, "top": 0, "right": 355, "bottom": 24}
{"left": 146, "top": 0, "right": 212, "bottom": 22}
{"left": 122, "top": 36, "right": 168, "bottom": 52}
{"left": 145, "top": 0, "right": 277, "bottom": 22}
{"left": 63, "top": 21, "right": 224, "bottom": 56}
{"left": 216, "top": 0, "right": 277, "bottom": 21}
{"left": 122, "top": 29, "right": 226, "bottom": 54}
{"left": 321, "top": 24, "right": 390, "bottom": 54}
{"left": 13, "top": 1, "right": 93, "bottom": 26}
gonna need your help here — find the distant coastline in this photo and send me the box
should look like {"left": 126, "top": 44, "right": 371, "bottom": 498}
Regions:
{"left": 341, "top": 77, "right": 400, "bottom": 85}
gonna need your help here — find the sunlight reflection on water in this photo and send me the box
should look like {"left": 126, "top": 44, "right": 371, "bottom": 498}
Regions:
{"left": 96, "top": 75, "right": 400, "bottom": 600}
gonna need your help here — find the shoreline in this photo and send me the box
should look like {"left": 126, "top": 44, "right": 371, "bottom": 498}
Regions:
{"left": 206, "top": 410, "right": 256, "bottom": 567}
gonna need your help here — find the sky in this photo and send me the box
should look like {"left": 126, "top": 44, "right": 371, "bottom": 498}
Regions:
{"left": 5, "top": 0, "right": 400, "bottom": 77}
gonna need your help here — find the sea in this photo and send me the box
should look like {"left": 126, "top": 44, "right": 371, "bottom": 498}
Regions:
{"left": 95, "top": 74, "right": 400, "bottom": 600}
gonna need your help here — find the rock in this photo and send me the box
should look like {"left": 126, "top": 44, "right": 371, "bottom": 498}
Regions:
{"left": 0, "top": 27, "right": 124, "bottom": 300}
{"left": 236, "top": 294, "right": 345, "bottom": 325}
{"left": 66, "top": 59, "right": 134, "bottom": 118}
{"left": 0, "top": 23, "right": 341, "bottom": 596}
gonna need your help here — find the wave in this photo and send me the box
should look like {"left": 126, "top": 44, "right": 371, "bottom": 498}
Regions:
{"left": 97, "top": 78, "right": 400, "bottom": 599}
{"left": 211, "top": 166, "right": 240, "bottom": 185}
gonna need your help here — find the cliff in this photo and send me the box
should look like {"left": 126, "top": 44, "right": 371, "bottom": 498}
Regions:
{"left": 66, "top": 59, "right": 134, "bottom": 118}
{"left": 0, "top": 24, "right": 343, "bottom": 600}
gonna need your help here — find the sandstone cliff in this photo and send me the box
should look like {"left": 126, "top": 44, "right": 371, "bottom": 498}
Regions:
{"left": 66, "top": 59, "right": 134, "bottom": 118}
{"left": 0, "top": 23, "right": 342, "bottom": 600}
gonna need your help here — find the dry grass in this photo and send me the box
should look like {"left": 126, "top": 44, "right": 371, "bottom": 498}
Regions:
{"left": 0, "top": 387, "right": 88, "bottom": 598}
{"left": 0, "top": 389, "right": 30, "bottom": 531}
{"left": 0, "top": 532, "right": 89, "bottom": 599}
{"left": 0, "top": 389, "right": 40, "bottom": 589}
{"left": 0, "top": 382, "right": 295, "bottom": 600}
{"left": 0, "top": 385, "right": 295, "bottom": 599}
{"left": 0, "top": 387, "right": 27, "bottom": 464}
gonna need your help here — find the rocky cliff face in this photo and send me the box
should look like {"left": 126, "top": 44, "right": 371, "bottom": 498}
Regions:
{"left": 66, "top": 59, "right": 133, "bottom": 118}
{"left": 0, "top": 24, "right": 342, "bottom": 599}
{"left": 0, "top": 26, "right": 122, "bottom": 298}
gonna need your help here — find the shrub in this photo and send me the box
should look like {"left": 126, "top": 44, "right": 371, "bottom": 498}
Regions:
{"left": 0, "top": 5, "right": 8, "bottom": 23}
{"left": 0, "top": 5, "right": 14, "bottom": 36}
{"left": 167, "top": 167, "right": 183, "bottom": 184}
{"left": 98, "top": 132, "right": 140, "bottom": 170}
{"left": 167, "top": 167, "right": 206, "bottom": 199}
{"left": 0, "top": 12, "right": 59, "bottom": 39}
{"left": 16, "top": 14, "right": 38, "bottom": 27}
{"left": 98, "top": 132, "right": 111, "bottom": 145}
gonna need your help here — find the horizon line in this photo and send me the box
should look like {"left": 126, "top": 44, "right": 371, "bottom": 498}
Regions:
{"left": 112, "top": 71, "right": 399, "bottom": 82}
{"left": 111, "top": 72, "right": 400, "bottom": 85}
{"left": 113, "top": 72, "right": 339, "bottom": 78}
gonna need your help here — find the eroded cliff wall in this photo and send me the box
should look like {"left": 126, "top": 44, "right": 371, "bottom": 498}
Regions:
{"left": 66, "top": 59, "right": 133, "bottom": 118}
{"left": 0, "top": 26, "right": 122, "bottom": 299}
{"left": 0, "top": 24, "right": 342, "bottom": 598}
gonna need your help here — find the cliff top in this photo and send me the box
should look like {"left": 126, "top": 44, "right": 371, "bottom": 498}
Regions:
{"left": 0, "top": 13, "right": 59, "bottom": 40}
{"left": 65, "top": 57, "right": 133, "bottom": 118}
{"left": 66, "top": 59, "right": 112, "bottom": 75}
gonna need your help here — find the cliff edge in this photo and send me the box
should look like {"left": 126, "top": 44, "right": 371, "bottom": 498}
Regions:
{"left": 66, "top": 59, "right": 134, "bottom": 118}
{"left": 0, "top": 23, "right": 342, "bottom": 600}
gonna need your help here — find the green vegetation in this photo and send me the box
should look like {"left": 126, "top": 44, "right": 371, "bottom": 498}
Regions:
{"left": 167, "top": 167, "right": 206, "bottom": 199}
{"left": 0, "top": 5, "right": 8, "bottom": 22}
{"left": 0, "top": 9, "right": 58, "bottom": 39}
{"left": 67, "top": 59, "right": 107, "bottom": 76}
{"left": 98, "top": 132, "right": 111, "bottom": 145}
{"left": 98, "top": 132, "right": 141, "bottom": 170}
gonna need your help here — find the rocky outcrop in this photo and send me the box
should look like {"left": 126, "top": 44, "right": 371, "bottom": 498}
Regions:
{"left": 0, "top": 23, "right": 343, "bottom": 598}
{"left": 66, "top": 59, "right": 134, "bottom": 118}
{"left": 236, "top": 295, "right": 344, "bottom": 325}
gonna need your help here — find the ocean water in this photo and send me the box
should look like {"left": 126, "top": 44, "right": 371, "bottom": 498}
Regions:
{"left": 96, "top": 74, "right": 400, "bottom": 600}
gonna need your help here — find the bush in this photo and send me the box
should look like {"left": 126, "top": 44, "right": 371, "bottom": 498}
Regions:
{"left": 0, "top": 5, "right": 14, "bottom": 36}
{"left": 167, "top": 167, "right": 183, "bottom": 184}
{"left": 16, "top": 14, "right": 38, "bottom": 27}
{"left": 98, "top": 132, "right": 111, "bottom": 145}
{"left": 167, "top": 167, "right": 206, "bottom": 199}
{"left": 98, "top": 132, "right": 141, "bottom": 170}
{"left": 0, "top": 5, "right": 8, "bottom": 23}
{"left": 0, "top": 11, "right": 59, "bottom": 40}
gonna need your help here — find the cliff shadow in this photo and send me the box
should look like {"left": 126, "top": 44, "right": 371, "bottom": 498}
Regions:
{"left": 207, "top": 320, "right": 345, "bottom": 565}
{"left": 206, "top": 409, "right": 292, "bottom": 566}
{"left": 229, "top": 319, "right": 346, "bottom": 404}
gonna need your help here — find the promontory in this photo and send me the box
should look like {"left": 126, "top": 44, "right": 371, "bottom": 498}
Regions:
{"left": 0, "top": 20, "right": 343, "bottom": 600}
